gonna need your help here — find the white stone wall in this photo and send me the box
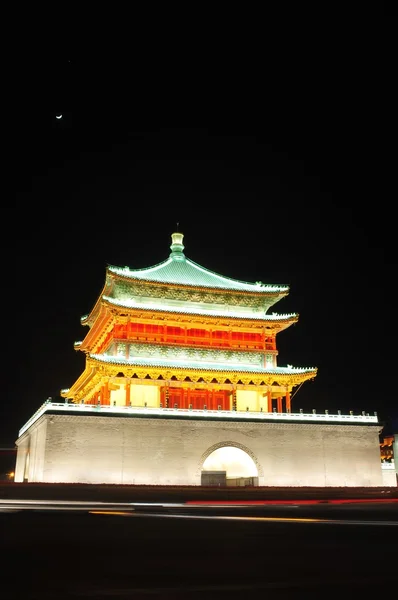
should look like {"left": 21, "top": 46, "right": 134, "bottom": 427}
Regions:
{"left": 14, "top": 435, "right": 29, "bottom": 482}
{"left": 15, "top": 419, "right": 48, "bottom": 482}
{"left": 381, "top": 462, "right": 397, "bottom": 486}
{"left": 15, "top": 414, "right": 384, "bottom": 487}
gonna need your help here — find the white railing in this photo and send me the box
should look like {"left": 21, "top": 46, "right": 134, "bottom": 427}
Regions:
{"left": 381, "top": 461, "right": 396, "bottom": 470}
{"left": 17, "top": 401, "right": 379, "bottom": 437}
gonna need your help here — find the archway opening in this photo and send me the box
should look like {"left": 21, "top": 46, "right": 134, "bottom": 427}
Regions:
{"left": 202, "top": 446, "right": 258, "bottom": 487}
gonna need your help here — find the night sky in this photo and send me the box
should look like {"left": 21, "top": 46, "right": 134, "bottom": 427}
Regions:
{"left": 4, "top": 56, "right": 394, "bottom": 447}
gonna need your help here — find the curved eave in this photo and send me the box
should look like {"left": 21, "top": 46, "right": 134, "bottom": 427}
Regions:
{"left": 88, "top": 354, "right": 317, "bottom": 383}
{"left": 80, "top": 275, "right": 113, "bottom": 328}
{"left": 107, "top": 267, "right": 289, "bottom": 299}
{"left": 60, "top": 365, "right": 98, "bottom": 398}
{"left": 78, "top": 304, "right": 115, "bottom": 352}
{"left": 101, "top": 296, "right": 299, "bottom": 328}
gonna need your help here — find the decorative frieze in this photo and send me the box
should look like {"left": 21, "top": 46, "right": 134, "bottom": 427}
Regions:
{"left": 112, "top": 280, "right": 279, "bottom": 311}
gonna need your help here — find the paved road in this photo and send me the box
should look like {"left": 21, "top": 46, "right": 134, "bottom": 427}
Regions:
{"left": 1, "top": 501, "right": 397, "bottom": 599}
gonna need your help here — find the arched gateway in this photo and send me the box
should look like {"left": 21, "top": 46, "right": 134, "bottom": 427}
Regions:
{"left": 199, "top": 441, "right": 262, "bottom": 487}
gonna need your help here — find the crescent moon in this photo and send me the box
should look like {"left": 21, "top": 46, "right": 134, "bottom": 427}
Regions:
{"left": 56, "top": 114, "right": 63, "bottom": 120}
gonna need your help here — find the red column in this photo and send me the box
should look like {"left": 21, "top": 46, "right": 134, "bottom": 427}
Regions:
{"left": 277, "top": 397, "right": 282, "bottom": 413}
{"left": 286, "top": 389, "right": 291, "bottom": 413}
{"left": 104, "top": 382, "right": 110, "bottom": 405}
{"left": 125, "top": 381, "right": 131, "bottom": 406}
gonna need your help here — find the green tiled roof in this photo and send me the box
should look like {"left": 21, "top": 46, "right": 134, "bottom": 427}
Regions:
{"left": 102, "top": 295, "right": 297, "bottom": 321}
{"left": 108, "top": 233, "right": 288, "bottom": 293}
{"left": 90, "top": 353, "right": 317, "bottom": 376}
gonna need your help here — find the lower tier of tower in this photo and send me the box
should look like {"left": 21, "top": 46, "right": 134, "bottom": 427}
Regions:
{"left": 15, "top": 411, "right": 384, "bottom": 487}
{"left": 67, "top": 382, "right": 292, "bottom": 413}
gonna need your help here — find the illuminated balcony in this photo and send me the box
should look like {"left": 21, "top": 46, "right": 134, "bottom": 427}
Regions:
{"left": 18, "top": 401, "right": 379, "bottom": 438}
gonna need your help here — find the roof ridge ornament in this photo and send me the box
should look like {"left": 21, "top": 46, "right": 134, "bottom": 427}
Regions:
{"left": 170, "top": 232, "right": 185, "bottom": 261}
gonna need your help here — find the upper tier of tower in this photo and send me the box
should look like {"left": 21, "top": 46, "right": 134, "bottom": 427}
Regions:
{"left": 110, "top": 232, "right": 289, "bottom": 294}
{"left": 82, "top": 232, "right": 292, "bottom": 330}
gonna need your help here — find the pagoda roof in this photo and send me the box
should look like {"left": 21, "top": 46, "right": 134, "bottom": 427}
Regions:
{"left": 100, "top": 296, "right": 298, "bottom": 323}
{"left": 108, "top": 232, "right": 289, "bottom": 294}
{"left": 89, "top": 352, "right": 317, "bottom": 377}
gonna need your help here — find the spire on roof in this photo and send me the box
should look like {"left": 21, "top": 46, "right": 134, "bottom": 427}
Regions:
{"left": 170, "top": 232, "right": 185, "bottom": 261}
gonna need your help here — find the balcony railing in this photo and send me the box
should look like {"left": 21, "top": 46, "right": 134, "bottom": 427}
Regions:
{"left": 381, "top": 461, "right": 396, "bottom": 470}
{"left": 17, "top": 401, "right": 379, "bottom": 438}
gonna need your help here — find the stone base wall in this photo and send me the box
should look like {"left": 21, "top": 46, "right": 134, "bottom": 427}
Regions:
{"left": 15, "top": 414, "right": 384, "bottom": 487}
{"left": 381, "top": 465, "right": 397, "bottom": 487}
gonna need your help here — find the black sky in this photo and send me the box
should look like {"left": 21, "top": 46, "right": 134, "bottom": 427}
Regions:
{"left": 4, "top": 53, "right": 394, "bottom": 446}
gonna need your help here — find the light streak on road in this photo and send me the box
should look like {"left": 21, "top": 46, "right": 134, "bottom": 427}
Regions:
{"left": 90, "top": 511, "right": 134, "bottom": 516}
{"left": 87, "top": 510, "right": 398, "bottom": 527}
{"left": 1, "top": 499, "right": 397, "bottom": 526}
